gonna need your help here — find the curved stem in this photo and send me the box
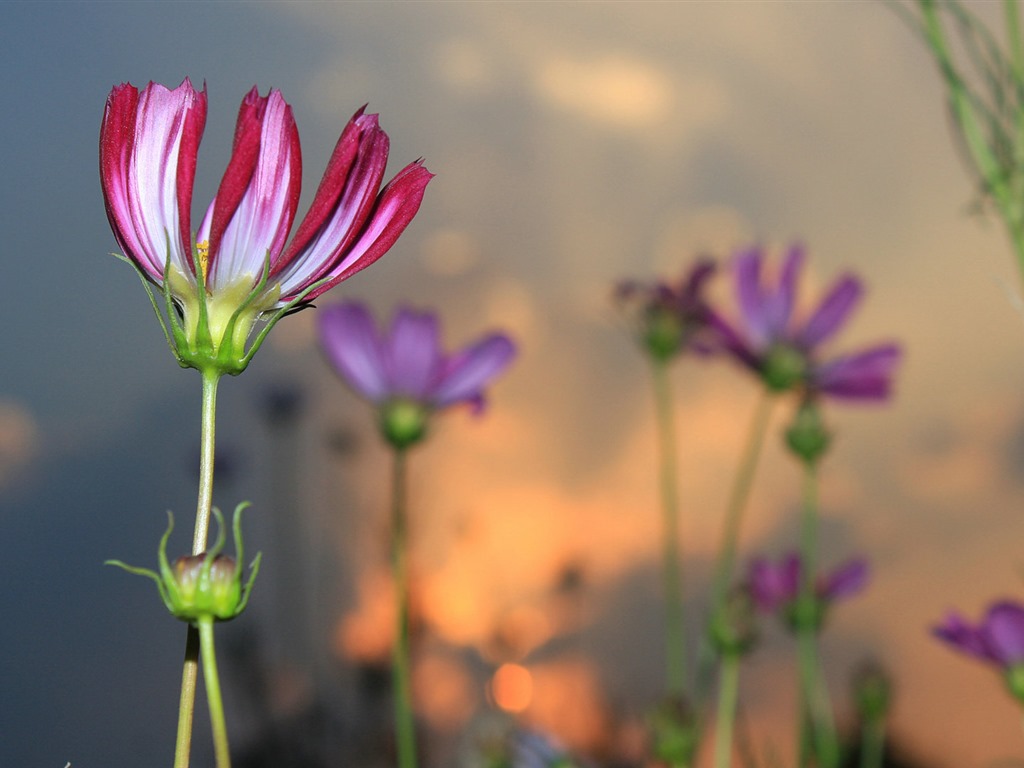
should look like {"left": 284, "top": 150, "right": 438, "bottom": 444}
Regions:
{"left": 391, "top": 447, "right": 417, "bottom": 768}
{"left": 173, "top": 369, "right": 222, "bottom": 768}
{"left": 712, "top": 654, "right": 741, "bottom": 768}
{"left": 198, "top": 616, "right": 232, "bottom": 768}
{"left": 710, "top": 391, "right": 774, "bottom": 612}
{"left": 652, "top": 359, "right": 686, "bottom": 697}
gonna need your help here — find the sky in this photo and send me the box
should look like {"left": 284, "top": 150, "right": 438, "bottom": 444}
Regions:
{"left": 4, "top": 1, "right": 1024, "bottom": 766}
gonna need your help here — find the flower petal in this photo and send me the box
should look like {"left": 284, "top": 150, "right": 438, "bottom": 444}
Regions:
{"left": 983, "top": 602, "right": 1024, "bottom": 666}
{"left": 798, "top": 275, "right": 863, "bottom": 348}
{"left": 200, "top": 88, "right": 301, "bottom": 290}
{"left": 385, "top": 308, "right": 443, "bottom": 399}
{"left": 820, "top": 558, "right": 868, "bottom": 601}
{"left": 432, "top": 334, "right": 517, "bottom": 411}
{"left": 294, "top": 159, "right": 434, "bottom": 303}
{"left": 100, "top": 79, "right": 206, "bottom": 281}
{"left": 765, "top": 244, "right": 803, "bottom": 339}
{"left": 813, "top": 343, "right": 902, "bottom": 400}
{"left": 734, "top": 247, "right": 770, "bottom": 349}
{"left": 933, "top": 612, "right": 993, "bottom": 662}
{"left": 317, "top": 303, "right": 389, "bottom": 402}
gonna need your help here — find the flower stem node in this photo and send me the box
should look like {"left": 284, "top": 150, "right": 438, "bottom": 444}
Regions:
{"left": 106, "top": 502, "right": 261, "bottom": 623}
{"left": 380, "top": 399, "right": 429, "bottom": 449}
{"left": 785, "top": 398, "right": 831, "bottom": 465}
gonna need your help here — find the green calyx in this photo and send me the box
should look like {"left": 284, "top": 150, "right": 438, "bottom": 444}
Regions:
{"left": 762, "top": 343, "right": 808, "bottom": 392}
{"left": 1006, "top": 663, "right": 1024, "bottom": 705}
{"left": 106, "top": 502, "right": 261, "bottom": 623}
{"left": 116, "top": 236, "right": 331, "bottom": 378}
{"left": 785, "top": 398, "right": 831, "bottom": 465}
{"left": 647, "top": 695, "right": 700, "bottom": 767}
{"left": 642, "top": 307, "right": 687, "bottom": 362}
{"left": 709, "top": 590, "right": 759, "bottom": 658}
{"left": 784, "top": 594, "right": 828, "bottom": 634}
{"left": 380, "top": 399, "right": 430, "bottom": 449}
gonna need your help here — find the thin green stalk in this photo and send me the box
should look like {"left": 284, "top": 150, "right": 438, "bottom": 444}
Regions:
{"left": 198, "top": 616, "right": 232, "bottom": 768}
{"left": 651, "top": 359, "right": 687, "bottom": 697}
{"left": 710, "top": 391, "right": 775, "bottom": 613}
{"left": 859, "top": 715, "right": 885, "bottom": 768}
{"left": 391, "top": 447, "right": 417, "bottom": 768}
{"left": 174, "top": 368, "right": 221, "bottom": 768}
{"left": 713, "top": 654, "right": 742, "bottom": 768}
{"left": 795, "top": 463, "right": 838, "bottom": 768}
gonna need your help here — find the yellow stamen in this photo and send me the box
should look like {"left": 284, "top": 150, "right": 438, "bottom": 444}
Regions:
{"left": 196, "top": 240, "right": 210, "bottom": 283}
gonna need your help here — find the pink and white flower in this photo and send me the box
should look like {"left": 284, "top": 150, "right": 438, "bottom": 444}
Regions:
{"left": 100, "top": 78, "right": 432, "bottom": 374}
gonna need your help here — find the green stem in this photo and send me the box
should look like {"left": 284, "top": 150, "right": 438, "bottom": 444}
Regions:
{"left": 391, "top": 447, "right": 417, "bottom": 768}
{"left": 710, "top": 391, "right": 774, "bottom": 613}
{"left": 712, "top": 654, "right": 742, "bottom": 768}
{"left": 198, "top": 616, "right": 232, "bottom": 768}
{"left": 652, "top": 359, "right": 687, "bottom": 698}
{"left": 795, "top": 462, "right": 838, "bottom": 768}
{"left": 859, "top": 715, "right": 885, "bottom": 768}
{"left": 173, "top": 369, "right": 222, "bottom": 768}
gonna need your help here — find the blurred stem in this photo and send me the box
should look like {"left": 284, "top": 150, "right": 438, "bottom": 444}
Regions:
{"left": 173, "top": 369, "right": 222, "bottom": 768}
{"left": 712, "top": 654, "right": 741, "bottom": 768}
{"left": 917, "top": 0, "right": 1024, "bottom": 273}
{"left": 710, "top": 391, "right": 774, "bottom": 613}
{"left": 859, "top": 715, "right": 885, "bottom": 768}
{"left": 795, "top": 461, "right": 838, "bottom": 768}
{"left": 391, "top": 447, "right": 417, "bottom": 768}
{"left": 198, "top": 616, "right": 232, "bottom": 768}
{"left": 652, "top": 358, "right": 687, "bottom": 698}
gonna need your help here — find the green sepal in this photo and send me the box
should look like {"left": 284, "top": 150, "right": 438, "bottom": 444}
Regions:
{"left": 379, "top": 399, "right": 430, "bottom": 449}
{"left": 105, "top": 503, "right": 261, "bottom": 624}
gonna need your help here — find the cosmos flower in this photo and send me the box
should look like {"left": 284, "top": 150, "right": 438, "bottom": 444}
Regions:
{"left": 747, "top": 552, "right": 867, "bottom": 630}
{"left": 615, "top": 259, "right": 718, "bottom": 361}
{"left": 100, "top": 78, "right": 432, "bottom": 375}
{"left": 934, "top": 601, "right": 1024, "bottom": 703}
{"left": 317, "top": 302, "right": 516, "bottom": 448}
{"left": 712, "top": 244, "right": 901, "bottom": 400}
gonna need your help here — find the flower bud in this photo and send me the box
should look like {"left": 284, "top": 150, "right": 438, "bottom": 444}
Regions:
{"left": 762, "top": 344, "right": 807, "bottom": 392}
{"left": 1006, "top": 662, "right": 1024, "bottom": 705}
{"left": 106, "top": 502, "right": 261, "bottom": 624}
{"left": 648, "top": 695, "right": 699, "bottom": 767}
{"left": 852, "top": 659, "right": 891, "bottom": 721}
{"left": 784, "top": 398, "right": 831, "bottom": 465}
{"left": 709, "top": 589, "right": 759, "bottom": 657}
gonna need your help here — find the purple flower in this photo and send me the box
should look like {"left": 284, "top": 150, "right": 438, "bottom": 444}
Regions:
{"left": 933, "top": 601, "right": 1024, "bottom": 668}
{"left": 317, "top": 302, "right": 516, "bottom": 447}
{"left": 712, "top": 245, "right": 901, "bottom": 400}
{"left": 100, "top": 79, "right": 432, "bottom": 375}
{"left": 615, "top": 259, "right": 718, "bottom": 361}
{"left": 934, "top": 601, "right": 1024, "bottom": 703}
{"left": 747, "top": 552, "right": 868, "bottom": 631}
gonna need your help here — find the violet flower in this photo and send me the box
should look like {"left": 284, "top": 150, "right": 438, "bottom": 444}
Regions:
{"left": 100, "top": 79, "right": 432, "bottom": 375}
{"left": 615, "top": 259, "right": 718, "bottom": 362}
{"left": 934, "top": 601, "right": 1024, "bottom": 704}
{"left": 747, "top": 552, "right": 868, "bottom": 631}
{"left": 713, "top": 245, "right": 901, "bottom": 400}
{"left": 317, "top": 302, "right": 516, "bottom": 448}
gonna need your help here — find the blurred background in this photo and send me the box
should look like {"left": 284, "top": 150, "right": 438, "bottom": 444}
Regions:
{"left": 3, "top": 2, "right": 1023, "bottom": 766}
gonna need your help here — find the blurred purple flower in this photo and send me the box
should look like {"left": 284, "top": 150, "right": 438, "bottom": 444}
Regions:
{"left": 747, "top": 552, "right": 868, "bottom": 626}
{"left": 615, "top": 259, "right": 718, "bottom": 361}
{"left": 318, "top": 302, "right": 516, "bottom": 447}
{"left": 933, "top": 601, "right": 1024, "bottom": 668}
{"left": 712, "top": 244, "right": 901, "bottom": 400}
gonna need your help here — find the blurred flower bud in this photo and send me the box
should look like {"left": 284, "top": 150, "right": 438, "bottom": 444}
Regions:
{"left": 710, "top": 589, "right": 759, "bottom": 657}
{"left": 852, "top": 659, "right": 891, "bottom": 721}
{"left": 784, "top": 398, "right": 831, "bottom": 465}
{"left": 380, "top": 399, "right": 430, "bottom": 449}
{"left": 648, "top": 695, "right": 699, "bottom": 767}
